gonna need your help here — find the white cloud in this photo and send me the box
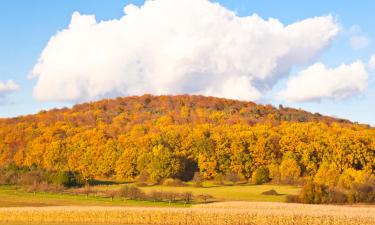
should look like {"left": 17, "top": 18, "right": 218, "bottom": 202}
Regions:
{"left": 0, "top": 80, "right": 19, "bottom": 102}
{"left": 278, "top": 61, "right": 368, "bottom": 102}
{"left": 31, "top": 0, "right": 339, "bottom": 102}
{"left": 350, "top": 35, "right": 370, "bottom": 50}
{"left": 369, "top": 54, "right": 375, "bottom": 71}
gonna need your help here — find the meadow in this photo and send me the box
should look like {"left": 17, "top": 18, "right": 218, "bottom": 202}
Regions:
{"left": 0, "top": 185, "right": 186, "bottom": 208}
{"left": 0, "top": 184, "right": 374, "bottom": 225}
{"left": 96, "top": 182, "right": 300, "bottom": 202}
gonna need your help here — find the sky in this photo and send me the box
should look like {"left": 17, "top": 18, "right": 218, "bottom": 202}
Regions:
{"left": 0, "top": 0, "right": 374, "bottom": 125}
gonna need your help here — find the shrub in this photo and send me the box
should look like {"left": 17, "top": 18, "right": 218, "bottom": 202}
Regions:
{"left": 349, "top": 182, "right": 375, "bottom": 203}
{"left": 327, "top": 188, "right": 347, "bottom": 204}
{"left": 299, "top": 182, "right": 329, "bottom": 204}
{"left": 261, "top": 189, "right": 279, "bottom": 196}
{"left": 213, "top": 173, "right": 224, "bottom": 185}
{"left": 252, "top": 166, "right": 270, "bottom": 185}
{"left": 181, "top": 192, "right": 193, "bottom": 204}
{"left": 150, "top": 190, "right": 163, "bottom": 202}
{"left": 224, "top": 171, "right": 240, "bottom": 184}
{"left": 137, "top": 170, "right": 150, "bottom": 185}
{"left": 192, "top": 172, "right": 203, "bottom": 187}
{"left": 104, "top": 190, "right": 118, "bottom": 201}
{"left": 163, "top": 191, "right": 179, "bottom": 203}
{"left": 18, "top": 171, "right": 45, "bottom": 186}
{"left": 0, "top": 170, "right": 18, "bottom": 185}
{"left": 119, "top": 185, "right": 144, "bottom": 200}
{"left": 286, "top": 194, "right": 300, "bottom": 203}
{"left": 197, "top": 194, "right": 213, "bottom": 203}
{"left": 163, "top": 178, "right": 185, "bottom": 186}
{"left": 49, "top": 171, "right": 83, "bottom": 187}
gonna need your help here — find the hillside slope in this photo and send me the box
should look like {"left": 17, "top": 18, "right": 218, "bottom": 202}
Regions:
{"left": 0, "top": 95, "right": 373, "bottom": 182}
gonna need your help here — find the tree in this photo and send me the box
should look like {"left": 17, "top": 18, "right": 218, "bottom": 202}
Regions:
{"left": 314, "top": 162, "right": 340, "bottom": 187}
{"left": 280, "top": 155, "right": 301, "bottom": 184}
{"left": 147, "top": 144, "right": 182, "bottom": 182}
{"left": 252, "top": 166, "right": 270, "bottom": 184}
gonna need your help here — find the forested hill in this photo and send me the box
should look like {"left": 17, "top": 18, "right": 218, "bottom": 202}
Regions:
{"left": 0, "top": 95, "right": 373, "bottom": 183}
{"left": 0, "top": 94, "right": 352, "bottom": 126}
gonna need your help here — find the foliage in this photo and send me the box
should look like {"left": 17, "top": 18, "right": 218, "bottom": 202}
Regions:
{"left": 0, "top": 95, "right": 373, "bottom": 189}
{"left": 252, "top": 166, "right": 270, "bottom": 184}
{"left": 279, "top": 156, "right": 301, "bottom": 184}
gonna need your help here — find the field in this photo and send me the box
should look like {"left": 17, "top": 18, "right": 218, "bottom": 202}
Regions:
{"left": 0, "top": 202, "right": 374, "bottom": 225}
{"left": 0, "top": 186, "right": 185, "bottom": 208}
{"left": 0, "top": 183, "right": 300, "bottom": 207}
{"left": 1, "top": 185, "right": 373, "bottom": 225}
{"left": 126, "top": 183, "right": 299, "bottom": 202}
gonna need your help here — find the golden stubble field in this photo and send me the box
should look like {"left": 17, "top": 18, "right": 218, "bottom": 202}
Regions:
{"left": 0, "top": 202, "right": 374, "bottom": 225}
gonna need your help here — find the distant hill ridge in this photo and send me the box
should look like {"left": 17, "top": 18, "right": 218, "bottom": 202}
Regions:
{"left": 0, "top": 94, "right": 353, "bottom": 126}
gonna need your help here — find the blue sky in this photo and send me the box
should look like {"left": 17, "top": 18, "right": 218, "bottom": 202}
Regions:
{"left": 0, "top": 0, "right": 374, "bottom": 125}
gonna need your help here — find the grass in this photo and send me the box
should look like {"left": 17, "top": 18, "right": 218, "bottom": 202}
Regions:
{"left": 95, "top": 182, "right": 301, "bottom": 202}
{"left": 0, "top": 185, "right": 188, "bottom": 208}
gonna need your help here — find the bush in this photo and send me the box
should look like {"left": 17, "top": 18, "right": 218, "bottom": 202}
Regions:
{"left": 224, "top": 171, "right": 240, "bottom": 184}
{"left": 286, "top": 194, "right": 300, "bottom": 203}
{"left": 137, "top": 170, "right": 150, "bottom": 185}
{"left": 261, "top": 189, "right": 279, "bottom": 196}
{"left": 192, "top": 172, "right": 203, "bottom": 187}
{"left": 150, "top": 190, "right": 163, "bottom": 201}
{"left": 197, "top": 194, "right": 213, "bottom": 203}
{"left": 49, "top": 171, "right": 83, "bottom": 187}
{"left": 181, "top": 192, "right": 193, "bottom": 204}
{"left": 213, "top": 173, "right": 224, "bottom": 185}
{"left": 251, "top": 166, "right": 270, "bottom": 185}
{"left": 18, "top": 171, "right": 45, "bottom": 186}
{"left": 163, "top": 191, "right": 179, "bottom": 203}
{"left": 349, "top": 182, "right": 375, "bottom": 203}
{"left": 162, "top": 178, "right": 185, "bottom": 187}
{"left": 0, "top": 170, "right": 18, "bottom": 185}
{"left": 119, "top": 185, "right": 144, "bottom": 200}
{"left": 299, "top": 182, "right": 329, "bottom": 204}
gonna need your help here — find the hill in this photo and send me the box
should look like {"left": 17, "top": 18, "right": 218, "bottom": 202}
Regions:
{"left": 0, "top": 95, "right": 373, "bottom": 185}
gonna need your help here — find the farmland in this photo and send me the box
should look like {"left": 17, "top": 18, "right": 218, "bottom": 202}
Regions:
{"left": 0, "top": 184, "right": 373, "bottom": 225}
{"left": 0, "top": 202, "right": 374, "bottom": 225}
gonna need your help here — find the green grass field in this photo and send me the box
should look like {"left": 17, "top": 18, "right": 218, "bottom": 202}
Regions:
{"left": 0, "top": 185, "right": 187, "bottom": 208}
{"left": 0, "top": 183, "right": 300, "bottom": 208}
{"left": 95, "top": 182, "right": 301, "bottom": 202}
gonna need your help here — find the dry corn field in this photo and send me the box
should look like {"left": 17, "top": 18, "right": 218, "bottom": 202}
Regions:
{"left": 0, "top": 202, "right": 374, "bottom": 225}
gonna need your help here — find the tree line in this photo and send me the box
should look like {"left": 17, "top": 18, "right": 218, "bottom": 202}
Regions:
{"left": 0, "top": 95, "right": 373, "bottom": 203}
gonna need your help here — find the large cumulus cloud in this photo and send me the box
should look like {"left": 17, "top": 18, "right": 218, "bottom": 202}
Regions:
{"left": 278, "top": 61, "right": 368, "bottom": 102}
{"left": 31, "top": 0, "right": 339, "bottom": 102}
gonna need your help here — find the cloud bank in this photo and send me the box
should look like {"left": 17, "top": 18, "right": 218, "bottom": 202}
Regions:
{"left": 31, "top": 0, "right": 339, "bottom": 102}
{"left": 0, "top": 80, "right": 19, "bottom": 102}
{"left": 278, "top": 61, "right": 368, "bottom": 102}
{"left": 350, "top": 36, "right": 370, "bottom": 50}
{"left": 369, "top": 54, "right": 375, "bottom": 71}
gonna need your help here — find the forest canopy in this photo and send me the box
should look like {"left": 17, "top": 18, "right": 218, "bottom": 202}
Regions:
{"left": 0, "top": 95, "right": 373, "bottom": 186}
